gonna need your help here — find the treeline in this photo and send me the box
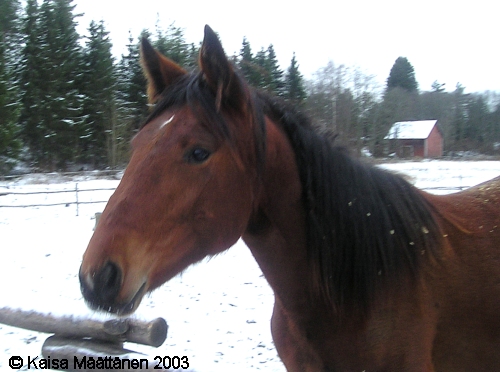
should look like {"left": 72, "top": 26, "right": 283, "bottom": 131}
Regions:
{"left": 306, "top": 57, "right": 500, "bottom": 157}
{"left": 0, "top": 0, "right": 308, "bottom": 173}
{"left": 1, "top": 0, "right": 500, "bottom": 174}
{"left": 1, "top": 0, "right": 127, "bottom": 172}
{"left": 1, "top": 0, "right": 190, "bottom": 172}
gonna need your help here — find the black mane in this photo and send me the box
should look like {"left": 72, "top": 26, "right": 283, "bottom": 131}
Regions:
{"left": 258, "top": 93, "right": 442, "bottom": 313}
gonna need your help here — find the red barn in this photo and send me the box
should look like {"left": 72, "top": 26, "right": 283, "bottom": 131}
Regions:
{"left": 385, "top": 120, "right": 443, "bottom": 158}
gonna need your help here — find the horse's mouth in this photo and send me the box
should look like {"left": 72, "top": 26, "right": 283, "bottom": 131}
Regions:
{"left": 83, "top": 282, "right": 147, "bottom": 316}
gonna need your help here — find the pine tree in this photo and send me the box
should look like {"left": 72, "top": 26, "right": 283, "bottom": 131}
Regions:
{"left": 386, "top": 57, "right": 418, "bottom": 92}
{"left": 81, "top": 20, "right": 116, "bottom": 167}
{"left": 284, "top": 53, "right": 306, "bottom": 103}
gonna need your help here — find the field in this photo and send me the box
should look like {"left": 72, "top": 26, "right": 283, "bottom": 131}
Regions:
{"left": 1, "top": 160, "right": 499, "bottom": 371}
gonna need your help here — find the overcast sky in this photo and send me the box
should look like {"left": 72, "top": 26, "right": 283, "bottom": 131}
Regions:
{"left": 74, "top": 0, "right": 499, "bottom": 94}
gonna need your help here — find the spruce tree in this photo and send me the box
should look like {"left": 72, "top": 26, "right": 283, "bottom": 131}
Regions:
{"left": 0, "top": 0, "right": 22, "bottom": 173}
{"left": 20, "top": 0, "right": 85, "bottom": 169}
{"left": 0, "top": 44, "right": 21, "bottom": 172}
{"left": 50, "top": 0, "right": 85, "bottom": 167}
{"left": 452, "top": 83, "right": 468, "bottom": 145}
{"left": 254, "top": 47, "right": 268, "bottom": 89}
{"left": 0, "top": 0, "right": 21, "bottom": 36}
{"left": 266, "top": 44, "right": 285, "bottom": 96}
{"left": 0, "top": 0, "right": 22, "bottom": 90}
{"left": 237, "top": 39, "right": 285, "bottom": 95}
{"left": 431, "top": 80, "right": 446, "bottom": 93}
{"left": 251, "top": 45, "right": 285, "bottom": 96}
{"left": 116, "top": 30, "right": 149, "bottom": 132}
{"left": 81, "top": 20, "right": 116, "bottom": 167}
{"left": 19, "top": 0, "right": 43, "bottom": 162}
{"left": 238, "top": 37, "right": 260, "bottom": 87}
{"left": 154, "top": 22, "right": 197, "bottom": 69}
{"left": 386, "top": 57, "right": 418, "bottom": 92}
{"left": 284, "top": 53, "right": 306, "bottom": 103}
{"left": 465, "top": 95, "right": 488, "bottom": 143}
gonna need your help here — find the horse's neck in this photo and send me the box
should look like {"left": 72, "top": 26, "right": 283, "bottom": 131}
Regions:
{"left": 243, "top": 118, "right": 313, "bottom": 313}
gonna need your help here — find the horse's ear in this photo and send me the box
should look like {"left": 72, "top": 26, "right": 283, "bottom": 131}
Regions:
{"left": 140, "top": 38, "right": 187, "bottom": 103}
{"left": 199, "top": 25, "right": 245, "bottom": 110}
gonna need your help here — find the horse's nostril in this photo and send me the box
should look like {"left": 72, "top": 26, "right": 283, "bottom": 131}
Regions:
{"left": 96, "top": 261, "right": 122, "bottom": 302}
{"left": 100, "top": 261, "right": 120, "bottom": 290}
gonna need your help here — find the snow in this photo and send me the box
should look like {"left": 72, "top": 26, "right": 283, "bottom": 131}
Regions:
{"left": 379, "top": 160, "right": 500, "bottom": 194}
{"left": 1, "top": 160, "right": 500, "bottom": 371}
{"left": 385, "top": 120, "right": 438, "bottom": 140}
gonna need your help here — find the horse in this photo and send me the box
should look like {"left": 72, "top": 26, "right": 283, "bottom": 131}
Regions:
{"left": 79, "top": 25, "right": 500, "bottom": 371}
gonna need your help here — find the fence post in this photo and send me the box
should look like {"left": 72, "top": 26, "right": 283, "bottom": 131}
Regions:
{"left": 75, "top": 183, "right": 79, "bottom": 217}
{"left": 94, "top": 212, "right": 102, "bottom": 230}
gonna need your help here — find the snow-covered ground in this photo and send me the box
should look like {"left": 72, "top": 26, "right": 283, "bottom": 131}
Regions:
{"left": 379, "top": 160, "right": 500, "bottom": 193}
{"left": 0, "top": 160, "right": 499, "bottom": 371}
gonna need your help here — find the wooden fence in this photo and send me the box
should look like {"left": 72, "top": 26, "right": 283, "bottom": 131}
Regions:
{"left": 0, "top": 184, "right": 116, "bottom": 216}
{"left": 0, "top": 184, "right": 470, "bottom": 217}
{"left": 0, "top": 170, "right": 123, "bottom": 216}
{"left": 0, "top": 169, "right": 122, "bottom": 182}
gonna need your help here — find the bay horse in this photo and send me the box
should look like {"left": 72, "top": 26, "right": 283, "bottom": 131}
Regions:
{"left": 79, "top": 25, "right": 500, "bottom": 371}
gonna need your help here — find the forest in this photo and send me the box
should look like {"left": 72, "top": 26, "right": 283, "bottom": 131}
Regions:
{"left": 1, "top": 0, "right": 500, "bottom": 173}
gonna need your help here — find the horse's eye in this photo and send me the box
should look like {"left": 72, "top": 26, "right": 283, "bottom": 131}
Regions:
{"left": 186, "top": 147, "right": 211, "bottom": 164}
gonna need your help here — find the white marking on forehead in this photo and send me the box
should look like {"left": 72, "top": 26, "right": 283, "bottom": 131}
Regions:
{"left": 159, "top": 114, "right": 175, "bottom": 130}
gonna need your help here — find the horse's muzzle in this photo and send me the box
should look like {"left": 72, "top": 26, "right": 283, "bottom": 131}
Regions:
{"left": 79, "top": 261, "right": 144, "bottom": 315}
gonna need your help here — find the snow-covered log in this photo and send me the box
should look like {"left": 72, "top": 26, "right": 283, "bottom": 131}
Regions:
{"left": 0, "top": 307, "right": 167, "bottom": 347}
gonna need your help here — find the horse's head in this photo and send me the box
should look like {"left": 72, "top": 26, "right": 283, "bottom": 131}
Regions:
{"left": 79, "top": 26, "right": 265, "bottom": 315}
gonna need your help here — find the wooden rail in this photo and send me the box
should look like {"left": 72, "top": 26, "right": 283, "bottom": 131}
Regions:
{"left": 0, "top": 184, "right": 117, "bottom": 215}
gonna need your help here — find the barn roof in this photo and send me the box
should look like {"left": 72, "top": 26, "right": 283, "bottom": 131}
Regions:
{"left": 385, "top": 120, "right": 438, "bottom": 140}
